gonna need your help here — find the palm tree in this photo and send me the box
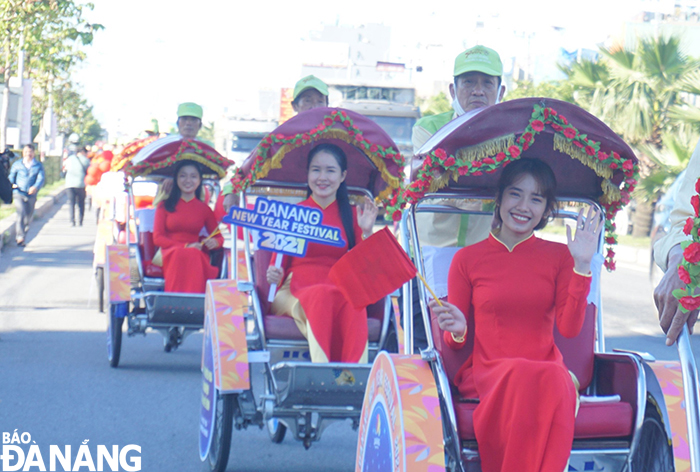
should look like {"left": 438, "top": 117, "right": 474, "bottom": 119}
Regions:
{"left": 562, "top": 35, "right": 700, "bottom": 236}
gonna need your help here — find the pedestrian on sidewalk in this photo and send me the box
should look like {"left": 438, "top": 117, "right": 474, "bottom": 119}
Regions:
{"left": 64, "top": 145, "right": 90, "bottom": 226}
{"left": 8, "top": 144, "right": 45, "bottom": 246}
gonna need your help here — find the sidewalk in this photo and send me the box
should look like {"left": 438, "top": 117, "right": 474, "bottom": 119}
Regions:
{"left": 0, "top": 188, "right": 68, "bottom": 252}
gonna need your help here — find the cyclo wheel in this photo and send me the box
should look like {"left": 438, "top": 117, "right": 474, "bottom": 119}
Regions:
{"left": 267, "top": 418, "right": 287, "bottom": 444}
{"left": 630, "top": 407, "right": 674, "bottom": 472}
{"left": 107, "top": 303, "right": 124, "bottom": 368}
{"left": 207, "top": 391, "right": 235, "bottom": 472}
{"left": 96, "top": 266, "right": 105, "bottom": 313}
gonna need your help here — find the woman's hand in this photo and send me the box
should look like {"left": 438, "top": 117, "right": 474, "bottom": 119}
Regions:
{"left": 429, "top": 299, "right": 467, "bottom": 335}
{"left": 186, "top": 242, "right": 203, "bottom": 251}
{"left": 566, "top": 206, "right": 603, "bottom": 274}
{"left": 267, "top": 266, "right": 284, "bottom": 285}
{"left": 203, "top": 238, "right": 219, "bottom": 250}
{"left": 356, "top": 196, "right": 378, "bottom": 237}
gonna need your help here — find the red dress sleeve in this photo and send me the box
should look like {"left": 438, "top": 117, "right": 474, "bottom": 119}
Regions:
{"left": 444, "top": 249, "right": 471, "bottom": 349}
{"left": 153, "top": 203, "right": 185, "bottom": 250}
{"left": 554, "top": 251, "right": 592, "bottom": 338}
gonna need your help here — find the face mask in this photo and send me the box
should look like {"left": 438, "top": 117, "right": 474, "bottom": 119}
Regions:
{"left": 452, "top": 97, "right": 466, "bottom": 117}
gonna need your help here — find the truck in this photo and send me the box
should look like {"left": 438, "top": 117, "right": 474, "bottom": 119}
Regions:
{"left": 327, "top": 84, "right": 420, "bottom": 161}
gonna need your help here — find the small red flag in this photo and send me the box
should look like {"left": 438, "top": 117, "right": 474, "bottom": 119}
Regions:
{"left": 329, "top": 227, "right": 417, "bottom": 309}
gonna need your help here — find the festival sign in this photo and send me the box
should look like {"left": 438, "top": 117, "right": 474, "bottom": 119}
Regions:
{"left": 223, "top": 198, "right": 346, "bottom": 257}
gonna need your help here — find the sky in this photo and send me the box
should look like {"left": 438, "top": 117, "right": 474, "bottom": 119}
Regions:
{"left": 73, "top": 0, "right": 649, "bottom": 140}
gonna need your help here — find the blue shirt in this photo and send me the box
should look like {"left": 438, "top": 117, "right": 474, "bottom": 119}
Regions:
{"left": 9, "top": 158, "right": 45, "bottom": 196}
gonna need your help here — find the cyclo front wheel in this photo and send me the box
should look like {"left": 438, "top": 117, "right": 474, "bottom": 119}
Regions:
{"left": 107, "top": 303, "right": 124, "bottom": 368}
{"left": 630, "top": 407, "right": 674, "bottom": 472}
{"left": 207, "top": 391, "right": 235, "bottom": 472}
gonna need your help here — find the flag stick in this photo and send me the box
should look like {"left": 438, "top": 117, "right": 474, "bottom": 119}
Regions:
{"left": 202, "top": 227, "right": 221, "bottom": 243}
{"left": 416, "top": 272, "right": 443, "bottom": 307}
{"left": 268, "top": 252, "right": 283, "bottom": 302}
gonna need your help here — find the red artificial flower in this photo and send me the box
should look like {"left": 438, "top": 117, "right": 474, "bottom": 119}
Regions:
{"left": 324, "top": 117, "right": 333, "bottom": 126}
{"left": 680, "top": 295, "right": 700, "bottom": 311}
{"left": 473, "top": 171, "right": 483, "bottom": 176}
{"left": 531, "top": 120, "right": 544, "bottom": 132}
{"left": 573, "top": 141, "right": 584, "bottom": 148}
{"left": 522, "top": 141, "right": 530, "bottom": 151}
{"left": 472, "top": 160, "right": 483, "bottom": 168}
{"left": 679, "top": 266, "right": 692, "bottom": 284}
{"left": 334, "top": 114, "right": 342, "bottom": 122}
{"left": 356, "top": 134, "right": 364, "bottom": 142}
{"left": 549, "top": 108, "right": 558, "bottom": 117}
{"left": 610, "top": 163, "right": 618, "bottom": 170}
{"left": 585, "top": 146, "right": 596, "bottom": 156}
{"left": 458, "top": 167, "right": 469, "bottom": 176}
{"left": 543, "top": 109, "right": 550, "bottom": 119}
{"left": 302, "top": 133, "right": 310, "bottom": 140}
{"left": 605, "top": 236, "right": 616, "bottom": 244}
{"left": 392, "top": 210, "right": 402, "bottom": 222}
{"left": 622, "top": 160, "right": 634, "bottom": 171}
{"left": 563, "top": 128, "right": 577, "bottom": 139}
{"left": 508, "top": 145, "right": 521, "bottom": 158}
{"left": 693, "top": 195, "right": 700, "bottom": 217}
{"left": 348, "top": 129, "right": 355, "bottom": 137}
{"left": 317, "top": 124, "right": 326, "bottom": 131}
{"left": 552, "top": 124, "right": 563, "bottom": 132}
{"left": 276, "top": 134, "right": 285, "bottom": 140}
{"left": 561, "top": 116, "right": 569, "bottom": 125}
{"left": 424, "top": 156, "right": 432, "bottom": 167}
{"left": 260, "top": 140, "right": 270, "bottom": 148}
{"left": 483, "top": 157, "right": 495, "bottom": 165}
{"left": 605, "top": 260, "right": 616, "bottom": 271}
{"left": 521, "top": 132, "right": 533, "bottom": 143}
{"left": 343, "top": 120, "right": 351, "bottom": 128}
{"left": 495, "top": 152, "right": 506, "bottom": 162}
{"left": 444, "top": 156, "right": 456, "bottom": 167}
{"left": 696, "top": 178, "right": 700, "bottom": 194}
{"left": 434, "top": 148, "right": 447, "bottom": 160}
{"left": 486, "top": 168, "right": 497, "bottom": 174}
{"left": 612, "top": 151, "right": 620, "bottom": 160}
{"left": 684, "top": 242, "right": 700, "bottom": 263}
{"left": 370, "top": 144, "right": 378, "bottom": 153}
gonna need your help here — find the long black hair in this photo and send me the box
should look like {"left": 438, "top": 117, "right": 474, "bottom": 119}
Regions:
{"left": 493, "top": 158, "right": 558, "bottom": 231}
{"left": 163, "top": 159, "right": 204, "bottom": 213}
{"left": 306, "top": 143, "right": 356, "bottom": 250}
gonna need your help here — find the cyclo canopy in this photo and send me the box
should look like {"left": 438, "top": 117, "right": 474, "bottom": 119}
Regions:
{"left": 230, "top": 107, "right": 405, "bottom": 201}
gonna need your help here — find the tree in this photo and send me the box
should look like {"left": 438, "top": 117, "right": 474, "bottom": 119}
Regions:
{"left": 417, "top": 91, "right": 452, "bottom": 117}
{"left": 504, "top": 79, "right": 575, "bottom": 103}
{"left": 561, "top": 35, "right": 700, "bottom": 236}
{"left": 0, "top": 0, "right": 102, "bottom": 147}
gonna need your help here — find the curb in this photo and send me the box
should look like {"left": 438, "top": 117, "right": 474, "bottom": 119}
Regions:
{"left": 0, "top": 188, "right": 67, "bottom": 252}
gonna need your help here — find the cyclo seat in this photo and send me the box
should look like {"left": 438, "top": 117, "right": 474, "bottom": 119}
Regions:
{"left": 430, "top": 302, "right": 635, "bottom": 441}
{"left": 253, "top": 248, "right": 384, "bottom": 343}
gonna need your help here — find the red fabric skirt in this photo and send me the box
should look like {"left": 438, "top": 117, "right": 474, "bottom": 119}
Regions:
{"left": 162, "top": 246, "right": 218, "bottom": 293}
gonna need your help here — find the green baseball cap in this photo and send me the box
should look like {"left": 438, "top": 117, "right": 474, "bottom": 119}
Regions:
{"left": 177, "top": 102, "right": 203, "bottom": 119}
{"left": 293, "top": 75, "right": 329, "bottom": 101}
{"left": 453, "top": 45, "right": 503, "bottom": 78}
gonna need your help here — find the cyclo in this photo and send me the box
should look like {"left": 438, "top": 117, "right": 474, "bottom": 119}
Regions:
{"left": 93, "top": 136, "right": 160, "bottom": 313}
{"left": 355, "top": 97, "right": 700, "bottom": 472}
{"left": 198, "top": 108, "right": 405, "bottom": 472}
{"left": 104, "top": 137, "right": 233, "bottom": 367}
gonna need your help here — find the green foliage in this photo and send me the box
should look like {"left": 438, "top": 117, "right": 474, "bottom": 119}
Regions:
{"left": 560, "top": 34, "right": 700, "bottom": 205}
{"left": 0, "top": 0, "right": 103, "bottom": 144}
{"left": 198, "top": 121, "right": 216, "bottom": 144}
{"left": 504, "top": 79, "right": 576, "bottom": 103}
{"left": 418, "top": 91, "right": 452, "bottom": 117}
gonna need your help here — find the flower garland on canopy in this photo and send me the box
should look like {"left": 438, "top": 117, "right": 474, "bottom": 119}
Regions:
{"left": 125, "top": 139, "right": 231, "bottom": 179}
{"left": 110, "top": 135, "right": 159, "bottom": 172}
{"left": 674, "top": 177, "right": 700, "bottom": 312}
{"left": 226, "top": 109, "right": 406, "bottom": 202}
{"left": 384, "top": 104, "right": 639, "bottom": 271}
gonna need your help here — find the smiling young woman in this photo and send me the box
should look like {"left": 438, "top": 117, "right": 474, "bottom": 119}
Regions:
{"left": 266, "top": 143, "right": 378, "bottom": 363}
{"left": 429, "top": 158, "right": 603, "bottom": 472}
